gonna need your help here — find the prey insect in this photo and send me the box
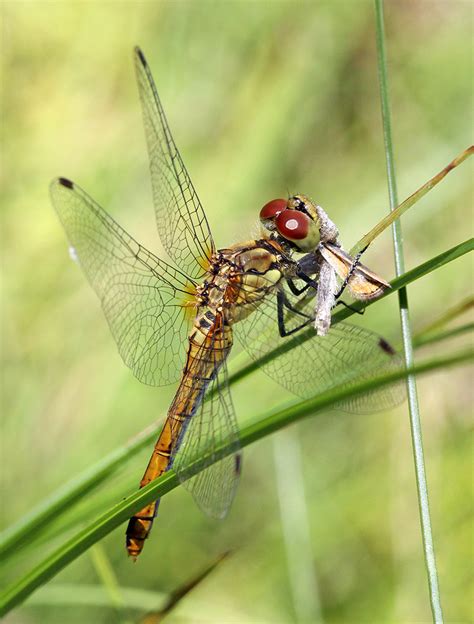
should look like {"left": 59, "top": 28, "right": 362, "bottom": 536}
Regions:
{"left": 260, "top": 196, "right": 390, "bottom": 336}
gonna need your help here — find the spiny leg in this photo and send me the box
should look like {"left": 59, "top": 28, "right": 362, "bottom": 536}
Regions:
{"left": 291, "top": 270, "right": 319, "bottom": 294}
{"left": 277, "top": 290, "right": 313, "bottom": 337}
{"left": 334, "top": 300, "right": 365, "bottom": 315}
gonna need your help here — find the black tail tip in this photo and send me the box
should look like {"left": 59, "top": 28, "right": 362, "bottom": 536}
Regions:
{"left": 58, "top": 177, "right": 74, "bottom": 189}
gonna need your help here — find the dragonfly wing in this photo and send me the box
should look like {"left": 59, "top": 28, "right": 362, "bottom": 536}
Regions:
{"left": 134, "top": 47, "right": 215, "bottom": 281}
{"left": 171, "top": 358, "right": 241, "bottom": 520}
{"left": 236, "top": 284, "right": 405, "bottom": 413}
{"left": 51, "top": 177, "right": 196, "bottom": 387}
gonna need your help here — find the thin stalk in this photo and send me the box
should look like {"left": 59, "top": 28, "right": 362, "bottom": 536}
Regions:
{"left": 350, "top": 146, "right": 473, "bottom": 256}
{"left": 374, "top": 2, "right": 444, "bottom": 622}
{"left": 415, "top": 296, "right": 474, "bottom": 336}
{"left": 22, "top": 584, "right": 166, "bottom": 611}
{"left": 155, "top": 552, "right": 231, "bottom": 620}
{"left": 1, "top": 238, "right": 472, "bottom": 562}
{"left": 0, "top": 348, "right": 471, "bottom": 616}
{"left": 273, "top": 430, "right": 322, "bottom": 623}
{"left": 413, "top": 323, "right": 474, "bottom": 349}
{"left": 89, "top": 544, "right": 125, "bottom": 613}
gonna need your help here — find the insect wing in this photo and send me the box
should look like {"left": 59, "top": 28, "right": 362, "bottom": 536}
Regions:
{"left": 50, "top": 177, "right": 196, "bottom": 386}
{"left": 236, "top": 285, "right": 405, "bottom": 414}
{"left": 320, "top": 243, "right": 390, "bottom": 301}
{"left": 134, "top": 47, "right": 215, "bottom": 281}
{"left": 171, "top": 358, "right": 241, "bottom": 520}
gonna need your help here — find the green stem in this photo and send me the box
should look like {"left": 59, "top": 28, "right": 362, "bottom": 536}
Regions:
{"left": 416, "top": 296, "right": 474, "bottom": 336}
{"left": 19, "top": 584, "right": 167, "bottom": 611}
{"left": 0, "top": 349, "right": 471, "bottom": 616}
{"left": 375, "top": 2, "right": 444, "bottom": 622}
{"left": 0, "top": 424, "right": 157, "bottom": 559}
{"left": 350, "top": 146, "right": 473, "bottom": 256}
{"left": 413, "top": 323, "right": 474, "bottom": 349}
{"left": 89, "top": 544, "right": 125, "bottom": 612}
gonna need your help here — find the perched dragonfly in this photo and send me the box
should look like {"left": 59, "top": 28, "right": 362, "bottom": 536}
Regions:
{"left": 51, "top": 47, "right": 402, "bottom": 559}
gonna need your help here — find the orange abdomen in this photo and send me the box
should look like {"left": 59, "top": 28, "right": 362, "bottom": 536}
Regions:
{"left": 126, "top": 310, "right": 232, "bottom": 558}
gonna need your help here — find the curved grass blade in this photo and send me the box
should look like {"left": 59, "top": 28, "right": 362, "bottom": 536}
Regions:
{"left": 0, "top": 423, "right": 158, "bottom": 560}
{"left": 0, "top": 348, "right": 472, "bottom": 616}
{"left": 413, "top": 297, "right": 474, "bottom": 348}
{"left": 415, "top": 296, "right": 473, "bottom": 336}
{"left": 413, "top": 323, "right": 474, "bottom": 349}
{"left": 350, "top": 145, "right": 473, "bottom": 256}
{"left": 23, "top": 584, "right": 167, "bottom": 611}
{"left": 89, "top": 544, "right": 124, "bottom": 612}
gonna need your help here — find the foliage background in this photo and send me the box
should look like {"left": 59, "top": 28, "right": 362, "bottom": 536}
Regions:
{"left": 1, "top": 1, "right": 472, "bottom": 622}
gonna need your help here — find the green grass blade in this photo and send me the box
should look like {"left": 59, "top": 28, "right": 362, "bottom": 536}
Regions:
{"left": 413, "top": 296, "right": 473, "bottom": 348}
{"left": 350, "top": 146, "right": 473, "bottom": 256}
{"left": 89, "top": 544, "right": 125, "bottom": 612}
{"left": 416, "top": 296, "right": 473, "bottom": 336}
{"left": 273, "top": 430, "right": 322, "bottom": 622}
{"left": 2, "top": 238, "right": 472, "bottom": 565}
{"left": 25, "top": 584, "right": 166, "bottom": 611}
{"left": 0, "top": 348, "right": 471, "bottom": 616}
{"left": 413, "top": 323, "right": 474, "bottom": 349}
{"left": 332, "top": 238, "right": 473, "bottom": 324}
{"left": 375, "top": 2, "right": 444, "bottom": 621}
{"left": 0, "top": 424, "right": 158, "bottom": 560}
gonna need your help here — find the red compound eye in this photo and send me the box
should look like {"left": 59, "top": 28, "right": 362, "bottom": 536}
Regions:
{"left": 275, "top": 210, "right": 310, "bottom": 240}
{"left": 260, "top": 198, "right": 288, "bottom": 220}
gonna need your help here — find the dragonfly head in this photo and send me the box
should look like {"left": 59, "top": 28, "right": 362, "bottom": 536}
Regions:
{"left": 259, "top": 195, "right": 324, "bottom": 252}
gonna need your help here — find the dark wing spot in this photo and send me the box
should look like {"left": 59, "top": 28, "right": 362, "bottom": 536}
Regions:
{"left": 378, "top": 337, "right": 396, "bottom": 356}
{"left": 58, "top": 177, "right": 74, "bottom": 189}
{"left": 235, "top": 454, "right": 242, "bottom": 476}
{"left": 134, "top": 46, "right": 147, "bottom": 66}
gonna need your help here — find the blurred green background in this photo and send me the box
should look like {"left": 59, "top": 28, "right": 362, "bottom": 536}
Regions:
{"left": 2, "top": 1, "right": 472, "bottom": 623}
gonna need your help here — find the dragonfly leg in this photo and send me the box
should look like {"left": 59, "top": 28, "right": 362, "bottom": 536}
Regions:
{"left": 334, "top": 300, "right": 365, "bottom": 315}
{"left": 296, "top": 270, "right": 319, "bottom": 290}
{"left": 286, "top": 273, "right": 318, "bottom": 296}
{"left": 277, "top": 290, "right": 313, "bottom": 337}
{"left": 286, "top": 278, "right": 310, "bottom": 296}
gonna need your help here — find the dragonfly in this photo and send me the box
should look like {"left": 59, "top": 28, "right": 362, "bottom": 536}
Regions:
{"left": 51, "top": 47, "right": 403, "bottom": 559}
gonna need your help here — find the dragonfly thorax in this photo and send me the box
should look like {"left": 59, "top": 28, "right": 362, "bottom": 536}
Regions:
{"left": 194, "top": 240, "right": 287, "bottom": 323}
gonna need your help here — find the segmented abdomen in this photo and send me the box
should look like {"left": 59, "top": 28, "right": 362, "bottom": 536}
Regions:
{"left": 126, "top": 309, "right": 232, "bottom": 558}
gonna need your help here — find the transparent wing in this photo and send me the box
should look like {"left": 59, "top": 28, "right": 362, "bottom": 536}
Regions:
{"left": 134, "top": 47, "right": 215, "bottom": 281}
{"left": 50, "top": 177, "right": 196, "bottom": 386}
{"left": 236, "top": 283, "right": 405, "bottom": 414}
{"left": 171, "top": 347, "right": 241, "bottom": 519}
